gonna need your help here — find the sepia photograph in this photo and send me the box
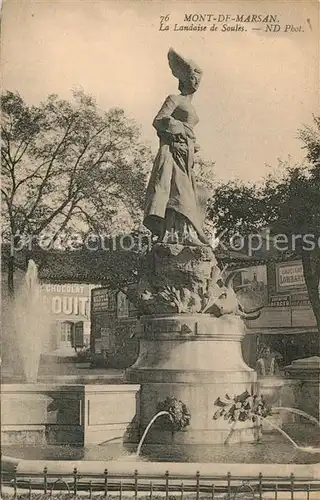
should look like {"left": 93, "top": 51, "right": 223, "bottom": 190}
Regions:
{"left": 1, "top": 0, "right": 320, "bottom": 498}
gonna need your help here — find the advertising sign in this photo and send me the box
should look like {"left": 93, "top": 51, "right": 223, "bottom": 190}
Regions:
{"left": 41, "top": 283, "right": 93, "bottom": 319}
{"left": 291, "top": 292, "right": 311, "bottom": 307}
{"left": 91, "top": 288, "right": 116, "bottom": 315}
{"left": 269, "top": 295, "right": 291, "bottom": 307}
{"left": 276, "top": 262, "right": 306, "bottom": 291}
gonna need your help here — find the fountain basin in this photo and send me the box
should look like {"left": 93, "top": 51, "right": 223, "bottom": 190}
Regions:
{"left": 3, "top": 421, "right": 320, "bottom": 475}
{"left": 2, "top": 444, "right": 320, "bottom": 475}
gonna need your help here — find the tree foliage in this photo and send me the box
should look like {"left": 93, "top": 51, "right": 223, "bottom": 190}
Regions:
{"left": 209, "top": 116, "right": 320, "bottom": 333}
{"left": 299, "top": 115, "right": 320, "bottom": 167}
{"left": 1, "top": 90, "right": 152, "bottom": 293}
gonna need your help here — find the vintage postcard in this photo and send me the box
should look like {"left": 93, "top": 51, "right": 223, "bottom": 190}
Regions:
{"left": 1, "top": 0, "right": 320, "bottom": 498}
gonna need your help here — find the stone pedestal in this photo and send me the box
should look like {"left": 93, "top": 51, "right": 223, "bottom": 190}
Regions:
{"left": 126, "top": 314, "right": 258, "bottom": 445}
{"left": 285, "top": 356, "right": 320, "bottom": 421}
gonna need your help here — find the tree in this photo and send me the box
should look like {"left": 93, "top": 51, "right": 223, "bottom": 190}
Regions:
{"left": 1, "top": 90, "right": 152, "bottom": 294}
{"left": 208, "top": 116, "right": 320, "bottom": 333}
{"left": 299, "top": 115, "right": 320, "bottom": 167}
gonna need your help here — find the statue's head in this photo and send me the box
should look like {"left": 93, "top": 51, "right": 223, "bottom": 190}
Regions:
{"left": 178, "top": 70, "right": 202, "bottom": 95}
{"left": 168, "top": 48, "right": 202, "bottom": 95}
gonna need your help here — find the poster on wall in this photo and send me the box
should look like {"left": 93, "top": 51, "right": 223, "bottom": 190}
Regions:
{"left": 276, "top": 262, "right": 307, "bottom": 292}
{"left": 238, "top": 265, "right": 268, "bottom": 310}
{"left": 91, "top": 288, "right": 117, "bottom": 315}
{"left": 101, "top": 327, "right": 113, "bottom": 351}
{"left": 91, "top": 288, "right": 110, "bottom": 313}
{"left": 117, "top": 291, "right": 129, "bottom": 318}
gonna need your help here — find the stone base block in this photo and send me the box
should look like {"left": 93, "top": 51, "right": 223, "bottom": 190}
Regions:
{"left": 1, "top": 425, "right": 46, "bottom": 446}
{"left": 83, "top": 385, "right": 140, "bottom": 445}
{"left": 45, "top": 425, "right": 84, "bottom": 445}
{"left": 285, "top": 357, "right": 320, "bottom": 422}
{"left": 1, "top": 383, "right": 140, "bottom": 446}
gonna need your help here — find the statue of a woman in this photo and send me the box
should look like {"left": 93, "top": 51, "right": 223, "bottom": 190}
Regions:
{"left": 143, "top": 48, "right": 209, "bottom": 246}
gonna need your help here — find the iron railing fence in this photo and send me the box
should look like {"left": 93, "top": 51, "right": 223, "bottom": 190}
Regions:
{"left": 1, "top": 467, "right": 320, "bottom": 500}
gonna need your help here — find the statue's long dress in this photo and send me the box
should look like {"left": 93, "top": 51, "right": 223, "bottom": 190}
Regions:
{"left": 143, "top": 95, "right": 208, "bottom": 244}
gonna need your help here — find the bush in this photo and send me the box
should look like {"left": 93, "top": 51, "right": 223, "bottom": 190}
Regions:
{"left": 213, "top": 390, "right": 272, "bottom": 423}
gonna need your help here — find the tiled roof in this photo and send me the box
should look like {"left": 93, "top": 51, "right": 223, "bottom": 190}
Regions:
{"left": 1, "top": 241, "right": 297, "bottom": 284}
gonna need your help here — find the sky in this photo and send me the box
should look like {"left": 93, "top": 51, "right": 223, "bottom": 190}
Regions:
{"left": 1, "top": 0, "right": 319, "bottom": 182}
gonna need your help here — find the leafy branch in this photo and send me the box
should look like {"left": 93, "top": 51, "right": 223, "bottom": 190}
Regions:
{"left": 213, "top": 390, "right": 272, "bottom": 424}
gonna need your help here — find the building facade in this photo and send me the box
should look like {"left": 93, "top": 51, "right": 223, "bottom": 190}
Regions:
{"left": 3, "top": 250, "right": 318, "bottom": 370}
{"left": 89, "top": 259, "right": 319, "bottom": 370}
{"left": 90, "top": 287, "right": 139, "bottom": 368}
{"left": 240, "top": 259, "right": 318, "bottom": 367}
{"left": 41, "top": 282, "right": 97, "bottom": 350}
{"left": 1, "top": 265, "right": 96, "bottom": 354}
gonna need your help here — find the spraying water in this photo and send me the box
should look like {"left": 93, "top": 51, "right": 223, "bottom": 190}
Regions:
{"left": 271, "top": 407, "right": 320, "bottom": 454}
{"left": 259, "top": 415, "right": 320, "bottom": 454}
{"left": 258, "top": 416, "right": 299, "bottom": 448}
{"left": 12, "top": 260, "right": 52, "bottom": 383}
{"left": 137, "top": 411, "right": 174, "bottom": 456}
{"left": 272, "top": 407, "right": 320, "bottom": 427}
